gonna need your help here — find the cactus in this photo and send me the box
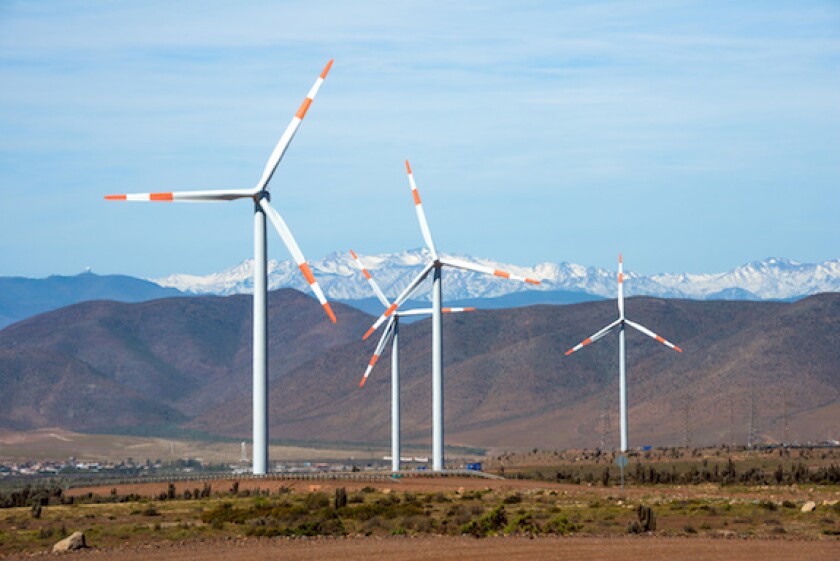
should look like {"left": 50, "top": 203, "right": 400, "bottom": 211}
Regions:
{"left": 334, "top": 487, "right": 347, "bottom": 509}
{"left": 637, "top": 505, "right": 656, "bottom": 532}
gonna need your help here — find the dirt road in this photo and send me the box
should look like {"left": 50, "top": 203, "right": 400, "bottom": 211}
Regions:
{"left": 10, "top": 536, "right": 838, "bottom": 561}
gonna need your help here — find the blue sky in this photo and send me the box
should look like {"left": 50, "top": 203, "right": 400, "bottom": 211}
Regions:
{"left": 1, "top": 1, "right": 838, "bottom": 278}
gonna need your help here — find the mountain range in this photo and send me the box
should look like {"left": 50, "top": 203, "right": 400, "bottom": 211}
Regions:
{"left": 3, "top": 254, "right": 837, "bottom": 330}
{"left": 1, "top": 288, "right": 837, "bottom": 451}
{"left": 0, "top": 272, "right": 182, "bottom": 329}
{"left": 153, "top": 251, "right": 840, "bottom": 302}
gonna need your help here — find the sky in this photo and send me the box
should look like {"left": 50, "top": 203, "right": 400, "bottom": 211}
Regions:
{"left": 1, "top": 1, "right": 838, "bottom": 279}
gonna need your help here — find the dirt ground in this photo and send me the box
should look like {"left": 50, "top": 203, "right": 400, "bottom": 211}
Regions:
{"left": 7, "top": 536, "right": 838, "bottom": 561}
{"left": 66, "top": 475, "right": 840, "bottom": 504}
{"left": 0, "top": 428, "right": 378, "bottom": 464}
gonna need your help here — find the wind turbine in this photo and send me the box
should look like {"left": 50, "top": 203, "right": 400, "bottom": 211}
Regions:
{"left": 565, "top": 254, "right": 683, "bottom": 452}
{"left": 350, "top": 250, "right": 474, "bottom": 472}
{"left": 363, "top": 161, "right": 541, "bottom": 471}
{"left": 105, "top": 61, "right": 337, "bottom": 475}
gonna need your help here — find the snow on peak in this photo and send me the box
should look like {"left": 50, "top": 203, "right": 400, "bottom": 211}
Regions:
{"left": 151, "top": 254, "right": 840, "bottom": 301}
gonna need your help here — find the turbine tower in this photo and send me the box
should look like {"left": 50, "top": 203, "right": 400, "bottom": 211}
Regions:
{"left": 363, "top": 161, "right": 541, "bottom": 471}
{"left": 565, "top": 255, "right": 683, "bottom": 452}
{"left": 105, "top": 61, "right": 337, "bottom": 475}
{"left": 350, "top": 250, "right": 474, "bottom": 472}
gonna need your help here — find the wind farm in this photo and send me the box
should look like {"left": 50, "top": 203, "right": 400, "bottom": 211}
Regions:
{"left": 1, "top": 1, "right": 839, "bottom": 559}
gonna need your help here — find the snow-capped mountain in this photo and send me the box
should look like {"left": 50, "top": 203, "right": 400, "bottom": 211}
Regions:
{"left": 152, "top": 251, "right": 840, "bottom": 302}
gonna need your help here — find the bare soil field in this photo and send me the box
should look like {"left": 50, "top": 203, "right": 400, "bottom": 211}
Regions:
{"left": 2, "top": 475, "right": 838, "bottom": 558}
{"left": 5, "top": 536, "right": 838, "bottom": 561}
{"left": 0, "top": 428, "right": 382, "bottom": 463}
{"left": 66, "top": 474, "right": 840, "bottom": 504}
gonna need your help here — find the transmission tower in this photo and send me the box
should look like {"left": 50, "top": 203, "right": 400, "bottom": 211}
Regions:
{"left": 682, "top": 396, "right": 692, "bottom": 449}
{"left": 782, "top": 387, "right": 790, "bottom": 446}
{"left": 748, "top": 385, "right": 758, "bottom": 448}
{"left": 600, "top": 391, "right": 611, "bottom": 451}
{"left": 728, "top": 394, "right": 735, "bottom": 448}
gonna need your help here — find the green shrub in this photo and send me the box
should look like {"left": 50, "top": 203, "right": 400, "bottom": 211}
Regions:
{"left": 503, "top": 494, "right": 522, "bottom": 505}
{"left": 304, "top": 493, "right": 330, "bottom": 510}
{"left": 461, "top": 505, "right": 507, "bottom": 537}
{"left": 545, "top": 513, "right": 579, "bottom": 535}
{"left": 505, "top": 512, "right": 540, "bottom": 535}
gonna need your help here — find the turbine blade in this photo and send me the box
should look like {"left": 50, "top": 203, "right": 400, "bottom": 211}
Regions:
{"left": 440, "top": 257, "right": 541, "bottom": 284}
{"left": 255, "top": 60, "right": 333, "bottom": 192}
{"left": 625, "top": 319, "right": 683, "bottom": 352}
{"left": 564, "top": 318, "right": 622, "bottom": 355}
{"left": 260, "top": 198, "right": 336, "bottom": 323}
{"left": 618, "top": 253, "right": 625, "bottom": 318}
{"left": 397, "top": 306, "right": 476, "bottom": 316}
{"left": 359, "top": 316, "right": 396, "bottom": 387}
{"left": 405, "top": 160, "right": 438, "bottom": 259}
{"left": 349, "top": 249, "right": 391, "bottom": 308}
{"left": 363, "top": 262, "right": 434, "bottom": 340}
{"left": 104, "top": 189, "right": 255, "bottom": 202}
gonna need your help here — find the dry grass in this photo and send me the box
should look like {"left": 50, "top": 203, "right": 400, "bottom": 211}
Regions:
{"left": 1, "top": 476, "right": 838, "bottom": 556}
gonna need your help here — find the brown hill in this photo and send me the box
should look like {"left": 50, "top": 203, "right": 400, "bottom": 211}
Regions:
{"left": 194, "top": 294, "right": 840, "bottom": 450}
{"left": 1, "top": 290, "right": 838, "bottom": 450}
{"left": 0, "top": 290, "right": 371, "bottom": 429}
{"left": 0, "top": 349, "right": 184, "bottom": 430}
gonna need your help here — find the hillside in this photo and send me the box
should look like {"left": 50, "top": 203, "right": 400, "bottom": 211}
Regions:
{"left": 195, "top": 294, "right": 840, "bottom": 449}
{"left": 1, "top": 290, "right": 838, "bottom": 450}
{"left": 0, "top": 290, "right": 372, "bottom": 428}
{"left": 0, "top": 272, "right": 183, "bottom": 329}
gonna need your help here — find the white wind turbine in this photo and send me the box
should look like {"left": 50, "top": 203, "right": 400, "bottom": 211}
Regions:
{"left": 363, "top": 161, "right": 541, "bottom": 471}
{"left": 565, "top": 254, "right": 683, "bottom": 452}
{"left": 350, "top": 250, "right": 474, "bottom": 472}
{"left": 105, "top": 61, "right": 337, "bottom": 475}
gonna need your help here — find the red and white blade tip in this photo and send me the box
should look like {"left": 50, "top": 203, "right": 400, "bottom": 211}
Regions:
{"left": 321, "top": 59, "right": 334, "bottom": 78}
{"left": 359, "top": 356, "right": 378, "bottom": 387}
{"left": 564, "top": 338, "right": 593, "bottom": 356}
{"left": 363, "top": 303, "right": 397, "bottom": 340}
{"left": 349, "top": 249, "right": 358, "bottom": 259}
{"left": 297, "top": 262, "right": 336, "bottom": 324}
{"left": 652, "top": 334, "right": 681, "bottom": 352}
{"left": 104, "top": 193, "right": 173, "bottom": 201}
{"left": 405, "top": 160, "right": 412, "bottom": 174}
{"left": 493, "top": 268, "right": 541, "bottom": 285}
